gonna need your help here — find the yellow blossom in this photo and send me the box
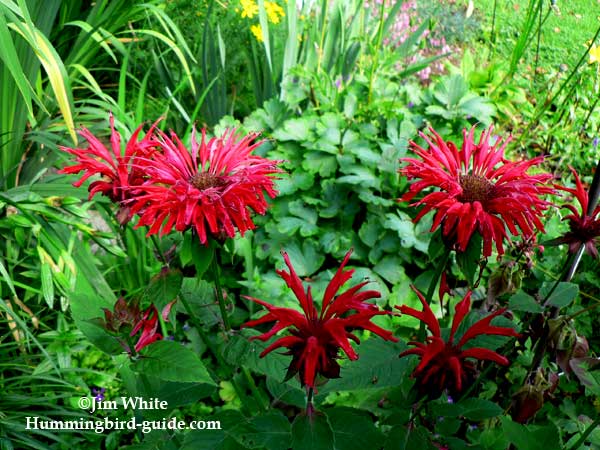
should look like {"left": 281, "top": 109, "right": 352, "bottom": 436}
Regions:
{"left": 265, "top": 1, "right": 285, "bottom": 24}
{"left": 590, "top": 44, "right": 600, "bottom": 64}
{"left": 250, "top": 24, "right": 263, "bottom": 42}
{"left": 241, "top": 0, "right": 258, "bottom": 19}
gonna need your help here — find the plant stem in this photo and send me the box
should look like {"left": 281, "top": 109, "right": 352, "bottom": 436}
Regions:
{"left": 520, "top": 23, "right": 600, "bottom": 144}
{"left": 417, "top": 247, "right": 451, "bottom": 340}
{"left": 211, "top": 246, "right": 231, "bottom": 332}
{"left": 179, "top": 293, "right": 226, "bottom": 366}
{"left": 243, "top": 367, "right": 269, "bottom": 410}
{"left": 150, "top": 234, "right": 167, "bottom": 265}
{"left": 367, "top": 0, "right": 386, "bottom": 106}
{"left": 568, "top": 417, "right": 600, "bottom": 450}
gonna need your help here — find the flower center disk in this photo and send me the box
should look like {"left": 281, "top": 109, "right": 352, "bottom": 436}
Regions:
{"left": 458, "top": 174, "right": 494, "bottom": 204}
{"left": 190, "top": 172, "right": 226, "bottom": 190}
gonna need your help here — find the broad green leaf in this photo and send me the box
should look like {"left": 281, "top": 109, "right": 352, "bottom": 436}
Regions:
{"left": 328, "top": 407, "right": 384, "bottom": 450}
{"left": 509, "top": 290, "right": 543, "bottom": 313}
{"left": 142, "top": 268, "right": 182, "bottom": 307}
{"left": 182, "top": 410, "right": 250, "bottom": 450}
{"left": 244, "top": 411, "right": 292, "bottom": 450}
{"left": 320, "top": 339, "right": 409, "bottom": 393}
{"left": 501, "top": 417, "right": 560, "bottom": 450}
{"left": 371, "top": 257, "right": 402, "bottom": 286}
{"left": 283, "top": 240, "right": 325, "bottom": 277}
{"left": 456, "top": 233, "right": 482, "bottom": 287}
{"left": 69, "top": 291, "right": 122, "bottom": 355}
{"left": 133, "top": 340, "right": 215, "bottom": 385}
{"left": 383, "top": 212, "right": 416, "bottom": 248}
{"left": 273, "top": 117, "right": 314, "bottom": 141}
{"left": 540, "top": 282, "right": 579, "bottom": 308}
{"left": 458, "top": 398, "right": 503, "bottom": 420}
{"left": 570, "top": 357, "right": 600, "bottom": 396}
{"left": 302, "top": 152, "right": 338, "bottom": 176}
{"left": 384, "top": 425, "right": 436, "bottom": 450}
{"left": 291, "top": 412, "right": 334, "bottom": 450}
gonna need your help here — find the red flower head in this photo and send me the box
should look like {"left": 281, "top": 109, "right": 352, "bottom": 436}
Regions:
{"left": 99, "top": 298, "right": 175, "bottom": 354}
{"left": 131, "top": 301, "right": 176, "bottom": 353}
{"left": 129, "top": 128, "right": 282, "bottom": 243}
{"left": 59, "top": 114, "right": 159, "bottom": 206}
{"left": 554, "top": 167, "right": 600, "bottom": 258}
{"left": 241, "top": 250, "right": 398, "bottom": 389}
{"left": 400, "top": 125, "right": 554, "bottom": 257}
{"left": 397, "top": 287, "right": 519, "bottom": 397}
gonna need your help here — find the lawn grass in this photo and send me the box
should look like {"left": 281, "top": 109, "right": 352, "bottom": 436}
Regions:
{"left": 474, "top": 0, "right": 600, "bottom": 70}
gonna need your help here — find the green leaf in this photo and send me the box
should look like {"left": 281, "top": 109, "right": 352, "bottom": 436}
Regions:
{"left": 182, "top": 410, "right": 251, "bottom": 450}
{"left": 458, "top": 398, "right": 503, "bottom": 420}
{"left": 266, "top": 377, "right": 305, "bottom": 408}
{"left": 570, "top": 357, "right": 600, "bottom": 396}
{"left": 509, "top": 290, "right": 543, "bottom": 313}
{"left": 273, "top": 117, "right": 314, "bottom": 141}
{"left": 501, "top": 417, "right": 560, "bottom": 450}
{"left": 192, "top": 241, "right": 214, "bottom": 278}
{"left": 456, "top": 233, "right": 482, "bottom": 286}
{"left": 328, "top": 407, "right": 384, "bottom": 450}
{"left": 302, "top": 152, "right": 338, "bottom": 176}
{"left": 373, "top": 256, "right": 404, "bottom": 284}
{"left": 244, "top": 411, "right": 292, "bottom": 450}
{"left": 283, "top": 240, "right": 325, "bottom": 277}
{"left": 320, "top": 339, "right": 408, "bottom": 393}
{"left": 142, "top": 268, "right": 182, "bottom": 307}
{"left": 291, "top": 412, "right": 335, "bottom": 450}
{"left": 40, "top": 261, "right": 54, "bottom": 308}
{"left": 384, "top": 425, "right": 436, "bottom": 450}
{"left": 540, "top": 282, "right": 579, "bottom": 308}
{"left": 383, "top": 212, "right": 416, "bottom": 248}
{"left": 179, "top": 277, "right": 220, "bottom": 327}
{"left": 133, "top": 341, "right": 215, "bottom": 385}
{"left": 69, "top": 291, "right": 122, "bottom": 355}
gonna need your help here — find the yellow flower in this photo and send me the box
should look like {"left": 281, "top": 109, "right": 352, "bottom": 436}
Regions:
{"left": 265, "top": 1, "right": 285, "bottom": 24}
{"left": 241, "top": 0, "right": 258, "bottom": 19}
{"left": 250, "top": 24, "right": 263, "bottom": 42}
{"left": 590, "top": 44, "right": 600, "bottom": 64}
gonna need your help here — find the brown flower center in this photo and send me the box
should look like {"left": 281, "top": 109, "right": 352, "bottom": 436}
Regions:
{"left": 189, "top": 172, "right": 226, "bottom": 190}
{"left": 458, "top": 174, "right": 494, "bottom": 204}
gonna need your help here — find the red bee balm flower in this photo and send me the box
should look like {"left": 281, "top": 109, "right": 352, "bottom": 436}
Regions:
{"left": 554, "top": 167, "right": 600, "bottom": 258}
{"left": 129, "top": 128, "right": 281, "bottom": 243}
{"left": 400, "top": 126, "right": 554, "bottom": 257}
{"left": 397, "top": 288, "right": 519, "bottom": 397}
{"left": 59, "top": 115, "right": 159, "bottom": 204}
{"left": 131, "top": 301, "right": 176, "bottom": 353}
{"left": 242, "top": 250, "right": 398, "bottom": 389}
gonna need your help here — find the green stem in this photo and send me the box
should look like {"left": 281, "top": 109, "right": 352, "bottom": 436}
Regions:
{"left": 568, "top": 417, "right": 600, "bottom": 450}
{"left": 367, "top": 0, "right": 386, "bottom": 105}
{"left": 211, "top": 246, "right": 231, "bottom": 331}
{"left": 179, "top": 293, "right": 226, "bottom": 367}
{"left": 417, "top": 247, "right": 451, "bottom": 340}
{"left": 150, "top": 234, "right": 167, "bottom": 265}
{"left": 243, "top": 367, "right": 269, "bottom": 410}
{"left": 520, "top": 23, "right": 600, "bottom": 145}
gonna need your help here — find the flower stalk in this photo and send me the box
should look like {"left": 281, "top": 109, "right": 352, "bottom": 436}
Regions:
{"left": 210, "top": 245, "right": 231, "bottom": 332}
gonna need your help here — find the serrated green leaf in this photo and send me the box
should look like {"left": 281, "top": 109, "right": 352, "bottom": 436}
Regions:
{"left": 320, "top": 339, "right": 409, "bottom": 393}
{"left": 133, "top": 341, "right": 215, "bottom": 385}
{"left": 142, "top": 268, "right": 182, "bottom": 307}
{"left": 291, "top": 412, "right": 334, "bottom": 450}
{"left": 458, "top": 398, "right": 503, "bottom": 420}
{"left": 509, "top": 290, "right": 543, "bottom": 313}
{"left": 456, "top": 233, "right": 482, "bottom": 286}
{"left": 328, "top": 407, "right": 384, "bottom": 450}
{"left": 540, "top": 282, "right": 579, "bottom": 308}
